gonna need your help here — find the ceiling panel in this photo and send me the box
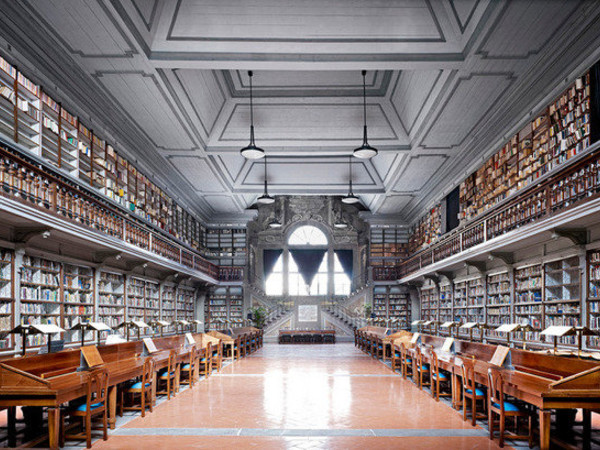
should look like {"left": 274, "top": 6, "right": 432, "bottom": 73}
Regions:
{"left": 377, "top": 195, "right": 414, "bottom": 214}
{"left": 169, "top": 156, "right": 226, "bottom": 193}
{"left": 26, "top": 0, "right": 135, "bottom": 57}
{"left": 242, "top": 158, "right": 378, "bottom": 190}
{"left": 175, "top": 69, "right": 226, "bottom": 135}
{"left": 476, "top": 0, "right": 580, "bottom": 59}
{"left": 391, "top": 69, "right": 442, "bottom": 135}
{"left": 95, "top": 72, "right": 196, "bottom": 150}
{"left": 420, "top": 73, "right": 514, "bottom": 149}
{"left": 168, "top": 0, "right": 442, "bottom": 41}
{"left": 218, "top": 103, "right": 399, "bottom": 143}
{"left": 393, "top": 155, "right": 447, "bottom": 192}
{"left": 203, "top": 195, "right": 241, "bottom": 213}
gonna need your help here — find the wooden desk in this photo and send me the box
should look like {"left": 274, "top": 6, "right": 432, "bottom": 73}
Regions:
{"left": 0, "top": 333, "right": 212, "bottom": 449}
{"left": 401, "top": 334, "right": 600, "bottom": 449}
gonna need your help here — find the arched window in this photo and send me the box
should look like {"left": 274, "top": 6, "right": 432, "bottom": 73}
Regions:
{"left": 265, "top": 254, "right": 283, "bottom": 296}
{"left": 288, "top": 225, "right": 328, "bottom": 246}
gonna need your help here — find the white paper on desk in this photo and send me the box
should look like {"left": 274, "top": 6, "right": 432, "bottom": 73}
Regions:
{"left": 106, "top": 334, "right": 127, "bottom": 344}
{"left": 88, "top": 322, "right": 112, "bottom": 331}
{"left": 185, "top": 333, "right": 195, "bottom": 345}
{"left": 133, "top": 320, "right": 149, "bottom": 328}
{"left": 441, "top": 337, "right": 455, "bottom": 353}
{"left": 460, "top": 322, "right": 477, "bottom": 329}
{"left": 31, "top": 324, "right": 65, "bottom": 334}
{"left": 495, "top": 323, "right": 520, "bottom": 333}
{"left": 143, "top": 338, "right": 158, "bottom": 354}
{"left": 440, "top": 321, "right": 454, "bottom": 329}
{"left": 540, "top": 325, "right": 574, "bottom": 337}
{"left": 410, "top": 332, "right": 421, "bottom": 344}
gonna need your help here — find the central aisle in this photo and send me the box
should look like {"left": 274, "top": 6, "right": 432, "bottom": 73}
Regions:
{"left": 96, "top": 343, "right": 504, "bottom": 449}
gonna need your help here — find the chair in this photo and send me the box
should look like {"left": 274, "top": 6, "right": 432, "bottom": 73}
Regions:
{"left": 240, "top": 336, "right": 247, "bottom": 357}
{"left": 120, "top": 357, "right": 154, "bottom": 418}
{"left": 488, "top": 368, "right": 534, "bottom": 448}
{"left": 232, "top": 337, "right": 242, "bottom": 359}
{"left": 61, "top": 368, "right": 109, "bottom": 449}
{"left": 211, "top": 340, "right": 222, "bottom": 372}
{"left": 375, "top": 339, "right": 384, "bottom": 359}
{"left": 460, "top": 359, "right": 486, "bottom": 426}
{"left": 180, "top": 346, "right": 199, "bottom": 387}
{"left": 199, "top": 343, "right": 212, "bottom": 377}
{"left": 414, "top": 346, "right": 431, "bottom": 390}
{"left": 157, "top": 350, "right": 178, "bottom": 399}
{"left": 430, "top": 351, "right": 451, "bottom": 401}
{"left": 391, "top": 344, "right": 402, "bottom": 373}
{"left": 399, "top": 343, "right": 413, "bottom": 379}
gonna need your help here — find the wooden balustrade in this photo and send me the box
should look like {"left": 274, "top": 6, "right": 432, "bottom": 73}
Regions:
{"left": 399, "top": 146, "right": 600, "bottom": 279}
{"left": 0, "top": 144, "right": 234, "bottom": 281}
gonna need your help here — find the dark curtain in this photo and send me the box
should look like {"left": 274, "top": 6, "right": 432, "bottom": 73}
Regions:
{"left": 445, "top": 186, "right": 460, "bottom": 233}
{"left": 263, "top": 249, "right": 283, "bottom": 279}
{"left": 289, "top": 249, "right": 327, "bottom": 286}
{"left": 335, "top": 249, "right": 353, "bottom": 280}
{"left": 590, "top": 60, "right": 600, "bottom": 144}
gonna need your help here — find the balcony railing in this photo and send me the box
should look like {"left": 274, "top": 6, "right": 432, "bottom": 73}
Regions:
{"left": 399, "top": 145, "right": 600, "bottom": 279}
{"left": 0, "top": 144, "right": 245, "bottom": 282}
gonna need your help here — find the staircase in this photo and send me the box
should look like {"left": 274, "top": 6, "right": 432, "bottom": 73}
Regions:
{"left": 321, "top": 309, "right": 357, "bottom": 341}
{"left": 263, "top": 309, "right": 295, "bottom": 339}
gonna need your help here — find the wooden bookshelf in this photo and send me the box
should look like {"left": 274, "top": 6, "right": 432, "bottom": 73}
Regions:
{"left": 467, "top": 277, "right": 485, "bottom": 339}
{"left": 485, "top": 272, "right": 511, "bottom": 342}
{"left": 419, "top": 284, "right": 437, "bottom": 322}
{"left": 453, "top": 280, "right": 467, "bottom": 336}
{"left": 205, "top": 287, "right": 228, "bottom": 329}
{"left": 513, "top": 264, "right": 543, "bottom": 343}
{"left": 19, "top": 255, "right": 61, "bottom": 348}
{"left": 438, "top": 283, "right": 453, "bottom": 336}
{"left": 544, "top": 256, "right": 581, "bottom": 347}
{"left": 176, "top": 286, "right": 195, "bottom": 322}
{"left": 389, "top": 287, "right": 410, "bottom": 328}
{"left": 62, "top": 263, "right": 94, "bottom": 344}
{"left": 0, "top": 249, "right": 14, "bottom": 350}
{"left": 205, "top": 227, "right": 247, "bottom": 266}
{"left": 161, "top": 284, "right": 176, "bottom": 333}
{"left": 97, "top": 271, "right": 125, "bottom": 332}
{"left": 126, "top": 277, "right": 145, "bottom": 325}
{"left": 145, "top": 281, "right": 160, "bottom": 331}
{"left": 229, "top": 287, "right": 244, "bottom": 322}
{"left": 587, "top": 250, "right": 600, "bottom": 348}
{"left": 372, "top": 285, "right": 410, "bottom": 328}
{"left": 408, "top": 204, "right": 441, "bottom": 254}
{"left": 372, "top": 286, "right": 387, "bottom": 319}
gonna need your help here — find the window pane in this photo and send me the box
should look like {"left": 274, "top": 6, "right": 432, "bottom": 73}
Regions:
{"left": 288, "top": 225, "right": 328, "bottom": 246}
{"left": 266, "top": 273, "right": 283, "bottom": 296}
{"left": 334, "top": 273, "right": 351, "bottom": 296}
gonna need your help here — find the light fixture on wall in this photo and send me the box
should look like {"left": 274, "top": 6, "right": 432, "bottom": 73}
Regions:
{"left": 269, "top": 219, "right": 282, "bottom": 229}
{"left": 353, "top": 70, "right": 378, "bottom": 159}
{"left": 342, "top": 156, "right": 360, "bottom": 204}
{"left": 240, "top": 71, "right": 265, "bottom": 159}
{"left": 334, "top": 221, "right": 348, "bottom": 229}
{"left": 257, "top": 155, "right": 275, "bottom": 205}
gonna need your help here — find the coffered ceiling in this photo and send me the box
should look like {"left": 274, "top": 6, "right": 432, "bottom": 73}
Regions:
{"left": 1, "top": 0, "right": 600, "bottom": 225}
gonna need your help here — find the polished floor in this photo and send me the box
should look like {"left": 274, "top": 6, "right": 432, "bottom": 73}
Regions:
{"left": 93, "top": 343, "right": 507, "bottom": 449}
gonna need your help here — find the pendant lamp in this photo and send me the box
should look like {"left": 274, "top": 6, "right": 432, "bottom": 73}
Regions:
{"left": 257, "top": 155, "right": 275, "bottom": 205}
{"left": 342, "top": 156, "right": 360, "bottom": 204}
{"left": 240, "top": 71, "right": 265, "bottom": 159}
{"left": 353, "top": 70, "right": 378, "bottom": 159}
